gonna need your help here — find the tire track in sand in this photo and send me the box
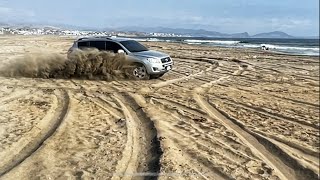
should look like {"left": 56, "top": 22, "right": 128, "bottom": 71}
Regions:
{"left": 194, "top": 92, "right": 320, "bottom": 180}
{"left": 111, "top": 93, "right": 162, "bottom": 180}
{"left": 190, "top": 63, "right": 296, "bottom": 178}
{"left": 252, "top": 131, "right": 320, "bottom": 175}
{"left": 130, "top": 93, "right": 231, "bottom": 180}
{"left": 192, "top": 63, "right": 318, "bottom": 179}
{"left": 212, "top": 95, "right": 318, "bottom": 131}
{"left": 0, "top": 90, "right": 69, "bottom": 176}
{"left": 144, "top": 61, "right": 219, "bottom": 90}
{"left": 193, "top": 93, "right": 296, "bottom": 180}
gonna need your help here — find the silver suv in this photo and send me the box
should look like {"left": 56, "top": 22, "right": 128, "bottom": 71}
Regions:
{"left": 68, "top": 36, "right": 173, "bottom": 79}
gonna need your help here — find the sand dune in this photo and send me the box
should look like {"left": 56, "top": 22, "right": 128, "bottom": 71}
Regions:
{"left": 0, "top": 36, "right": 319, "bottom": 180}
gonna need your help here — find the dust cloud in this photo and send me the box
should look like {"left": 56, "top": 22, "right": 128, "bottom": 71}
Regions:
{"left": 0, "top": 49, "right": 134, "bottom": 80}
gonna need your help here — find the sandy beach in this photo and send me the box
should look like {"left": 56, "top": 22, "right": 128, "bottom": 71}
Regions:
{"left": 0, "top": 35, "right": 319, "bottom": 180}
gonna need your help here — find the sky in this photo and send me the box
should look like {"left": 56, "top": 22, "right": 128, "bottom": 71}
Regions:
{"left": 0, "top": 0, "right": 319, "bottom": 36}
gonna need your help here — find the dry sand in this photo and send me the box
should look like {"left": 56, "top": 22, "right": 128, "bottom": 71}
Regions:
{"left": 0, "top": 35, "right": 319, "bottom": 180}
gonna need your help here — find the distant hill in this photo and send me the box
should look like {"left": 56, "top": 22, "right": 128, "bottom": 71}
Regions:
{"left": 229, "top": 32, "right": 250, "bottom": 38}
{"left": 114, "top": 26, "right": 251, "bottom": 38}
{"left": 113, "top": 26, "right": 296, "bottom": 38}
{"left": 251, "top": 31, "right": 293, "bottom": 38}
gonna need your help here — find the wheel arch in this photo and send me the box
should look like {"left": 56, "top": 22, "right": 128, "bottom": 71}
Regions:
{"left": 126, "top": 57, "right": 153, "bottom": 74}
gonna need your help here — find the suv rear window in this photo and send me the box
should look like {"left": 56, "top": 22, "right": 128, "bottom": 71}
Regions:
{"left": 77, "top": 40, "right": 125, "bottom": 53}
{"left": 89, "top": 41, "right": 105, "bottom": 51}
{"left": 78, "top": 41, "right": 90, "bottom": 49}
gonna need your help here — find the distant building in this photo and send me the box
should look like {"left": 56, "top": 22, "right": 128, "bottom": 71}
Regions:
{"left": 0, "top": 27, "right": 185, "bottom": 37}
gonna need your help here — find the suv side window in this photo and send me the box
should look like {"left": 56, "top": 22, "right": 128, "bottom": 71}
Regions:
{"left": 78, "top": 41, "right": 90, "bottom": 49}
{"left": 89, "top": 41, "right": 106, "bottom": 51}
{"left": 105, "top": 41, "right": 123, "bottom": 53}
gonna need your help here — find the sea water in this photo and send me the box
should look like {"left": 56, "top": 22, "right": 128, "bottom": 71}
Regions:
{"left": 133, "top": 37, "right": 319, "bottom": 56}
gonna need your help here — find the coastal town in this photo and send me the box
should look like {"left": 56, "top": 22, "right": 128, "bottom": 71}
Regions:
{"left": 0, "top": 26, "right": 181, "bottom": 37}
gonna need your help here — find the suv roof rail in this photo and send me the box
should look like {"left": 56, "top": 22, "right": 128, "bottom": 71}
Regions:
{"left": 94, "top": 36, "right": 112, "bottom": 39}
{"left": 77, "top": 37, "right": 89, "bottom": 41}
{"left": 77, "top": 36, "right": 113, "bottom": 41}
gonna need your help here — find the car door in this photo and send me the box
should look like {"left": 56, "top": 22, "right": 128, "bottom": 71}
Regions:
{"left": 105, "top": 41, "right": 124, "bottom": 53}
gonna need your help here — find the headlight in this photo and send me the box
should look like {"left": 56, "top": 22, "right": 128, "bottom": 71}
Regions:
{"left": 146, "top": 58, "right": 161, "bottom": 64}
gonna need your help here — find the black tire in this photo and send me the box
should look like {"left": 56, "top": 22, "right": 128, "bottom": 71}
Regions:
{"left": 126, "top": 63, "right": 150, "bottom": 80}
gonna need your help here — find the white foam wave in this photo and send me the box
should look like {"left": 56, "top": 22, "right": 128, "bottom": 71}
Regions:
{"left": 146, "top": 38, "right": 163, "bottom": 42}
{"left": 132, "top": 38, "right": 164, "bottom": 42}
{"left": 242, "top": 44, "right": 261, "bottom": 48}
{"left": 261, "top": 44, "right": 319, "bottom": 51}
{"left": 184, "top": 39, "right": 240, "bottom": 45}
{"left": 187, "top": 42, "right": 202, "bottom": 45}
{"left": 260, "top": 44, "right": 319, "bottom": 56}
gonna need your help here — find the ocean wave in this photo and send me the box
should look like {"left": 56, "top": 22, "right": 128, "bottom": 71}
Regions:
{"left": 133, "top": 37, "right": 318, "bottom": 56}
{"left": 187, "top": 42, "right": 202, "bottom": 45}
{"left": 242, "top": 44, "right": 261, "bottom": 48}
{"left": 132, "top": 38, "right": 164, "bottom": 42}
{"left": 184, "top": 39, "right": 240, "bottom": 45}
{"left": 146, "top": 38, "right": 163, "bottom": 42}
{"left": 299, "top": 52, "right": 319, "bottom": 56}
{"left": 260, "top": 44, "right": 319, "bottom": 56}
{"left": 240, "top": 41, "right": 250, "bottom": 43}
{"left": 260, "top": 44, "right": 319, "bottom": 51}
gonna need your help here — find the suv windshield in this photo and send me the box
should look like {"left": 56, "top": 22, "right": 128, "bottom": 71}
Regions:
{"left": 120, "top": 40, "right": 148, "bottom": 52}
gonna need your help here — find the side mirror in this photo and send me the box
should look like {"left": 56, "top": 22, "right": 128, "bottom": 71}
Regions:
{"left": 117, "top": 49, "right": 125, "bottom": 54}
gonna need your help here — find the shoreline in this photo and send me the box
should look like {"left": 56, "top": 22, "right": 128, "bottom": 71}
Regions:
{"left": 1, "top": 34, "right": 318, "bottom": 56}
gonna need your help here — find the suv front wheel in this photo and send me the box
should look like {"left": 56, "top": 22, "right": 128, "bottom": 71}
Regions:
{"left": 130, "top": 64, "right": 150, "bottom": 80}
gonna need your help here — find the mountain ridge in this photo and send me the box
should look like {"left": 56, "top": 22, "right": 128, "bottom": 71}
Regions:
{"left": 251, "top": 31, "right": 294, "bottom": 38}
{"left": 107, "top": 26, "right": 296, "bottom": 38}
